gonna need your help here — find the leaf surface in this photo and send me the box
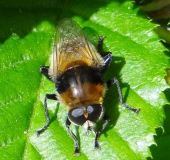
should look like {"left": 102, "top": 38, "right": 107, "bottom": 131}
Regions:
{"left": 0, "top": 1, "right": 169, "bottom": 160}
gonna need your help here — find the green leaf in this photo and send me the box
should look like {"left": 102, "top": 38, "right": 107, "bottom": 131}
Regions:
{"left": 148, "top": 104, "right": 170, "bottom": 160}
{"left": 0, "top": 0, "right": 169, "bottom": 160}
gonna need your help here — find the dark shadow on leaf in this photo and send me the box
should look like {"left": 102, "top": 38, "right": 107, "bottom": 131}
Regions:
{"left": 99, "top": 56, "right": 130, "bottom": 136}
{"left": 164, "top": 50, "right": 170, "bottom": 57}
{"left": 163, "top": 89, "right": 170, "bottom": 134}
{"left": 106, "top": 56, "right": 126, "bottom": 79}
{"left": 134, "top": 0, "right": 154, "bottom": 6}
{"left": 0, "top": 8, "right": 59, "bottom": 42}
{"left": 147, "top": 89, "right": 170, "bottom": 160}
{"left": 0, "top": 0, "right": 109, "bottom": 43}
{"left": 122, "top": 83, "right": 130, "bottom": 103}
{"left": 0, "top": 0, "right": 138, "bottom": 43}
{"left": 147, "top": 104, "right": 170, "bottom": 160}
{"left": 103, "top": 81, "right": 131, "bottom": 133}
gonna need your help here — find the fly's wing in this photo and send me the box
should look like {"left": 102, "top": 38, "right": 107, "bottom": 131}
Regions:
{"left": 49, "top": 19, "right": 104, "bottom": 82}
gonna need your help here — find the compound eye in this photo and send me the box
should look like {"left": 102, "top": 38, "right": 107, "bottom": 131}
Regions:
{"left": 87, "top": 104, "right": 103, "bottom": 122}
{"left": 68, "top": 107, "right": 86, "bottom": 126}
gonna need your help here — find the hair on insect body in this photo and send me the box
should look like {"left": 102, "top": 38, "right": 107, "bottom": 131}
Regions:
{"left": 36, "top": 18, "right": 140, "bottom": 155}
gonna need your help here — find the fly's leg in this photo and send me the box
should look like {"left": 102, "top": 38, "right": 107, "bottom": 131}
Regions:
{"left": 89, "top": 114, "right": 110, "bottom": 150}
{"left": 40, "top": 66, "right": 54, "bottom": 82}
{"left": 97, "top": 36, "right": 105, "bottom": 53}
{"left": 66, "top": 118, "right": 80, "bottom": 155}
{"left": 107, "top": 78, "right": 140, "bottom": 113}
{"left": 97, "top": 36, "right": 113, "bottom": 72}
{"left": 36, "top": 94, "right": 57, "bottom": 136}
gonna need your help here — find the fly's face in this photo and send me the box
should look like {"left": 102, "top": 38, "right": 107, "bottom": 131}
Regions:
{"left": 68, "top": 104, "right": 104, "bottom": 130}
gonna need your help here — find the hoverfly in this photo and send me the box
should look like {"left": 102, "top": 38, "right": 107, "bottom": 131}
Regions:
{"left": 36, "top": 19, "right": 140, "bottom": 155}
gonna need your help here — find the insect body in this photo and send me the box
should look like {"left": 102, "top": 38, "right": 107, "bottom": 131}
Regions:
{"left": 36, "top": 19, "right": 140, "bottom": 155}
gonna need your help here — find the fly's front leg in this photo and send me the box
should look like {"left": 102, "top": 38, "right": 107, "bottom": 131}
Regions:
{"left": 40, "top": 66, "right": 54, "bottom": 82}
{"left": 107, "top": 78, "right": 140, "bottom": 113}
{"left": 66, "top": 118, "right": 80, "bottom": 155}
{"left": 94, "top": 114, "right": 110, "bottom": 150}
{"left": 36, "top": 94, "right": 57, "bottom": 136}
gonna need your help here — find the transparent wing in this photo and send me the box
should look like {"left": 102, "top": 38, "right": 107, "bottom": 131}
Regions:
{"left": 49, "top": 19, "right": 104, "bottom": 81}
